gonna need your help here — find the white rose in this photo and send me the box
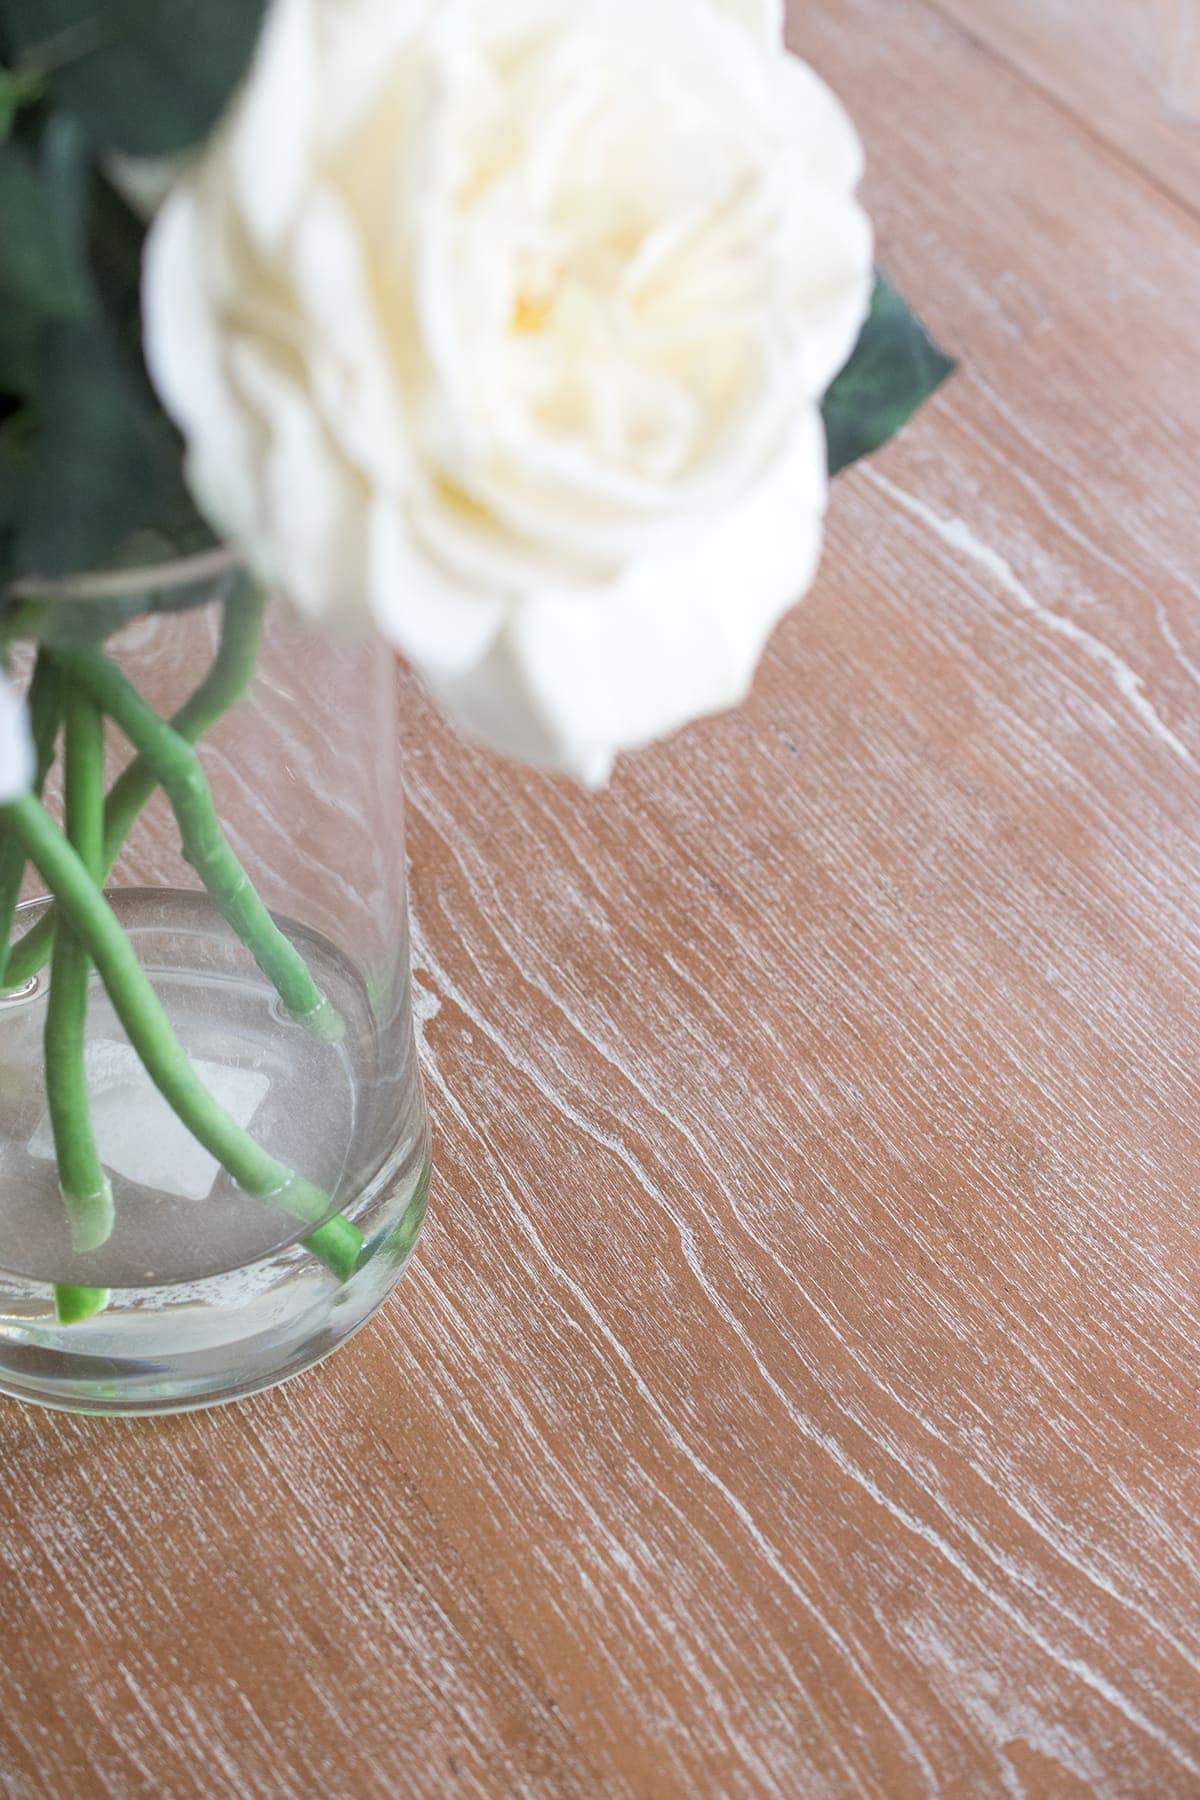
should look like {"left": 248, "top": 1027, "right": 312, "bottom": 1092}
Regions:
{"left": 144, "top": 0, "right": 872, "bottom": 784}
{"left": 0, "top": 673, "right": 33, "bottom": 806}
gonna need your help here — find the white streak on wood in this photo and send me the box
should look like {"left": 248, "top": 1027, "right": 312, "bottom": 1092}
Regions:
{"left": 1154, "top": 598, "right": 1200, "bottom": 692}
{"left": 868, "top": 468, "right": 1197, "bottom": 769}
{"left": 410, "top": 905, "right": 941, "bottom": 1797}
{"left": 410, "top": 893, "right": 1200, "bottom": 1785}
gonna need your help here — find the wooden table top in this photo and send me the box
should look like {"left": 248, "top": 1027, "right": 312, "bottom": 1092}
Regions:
{"left": 4, "top": 2, "right": 1200, "bottom": 1794}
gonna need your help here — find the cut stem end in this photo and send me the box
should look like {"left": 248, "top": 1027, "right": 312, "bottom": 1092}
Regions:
{"left": 63, "top": 1178, "right": 115, "bottom": 1254}
{"left": 54, "top": 1284, "right": 110, "bottom": 1326}
{"left": 304, "top": 1216, "right": 365, "bottom": 1283}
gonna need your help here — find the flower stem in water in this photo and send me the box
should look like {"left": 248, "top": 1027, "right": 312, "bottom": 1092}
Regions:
{"left": 3, "top": 584, "right": 265, "bottom": 991}
{"left": 53, "top": 1284, "right": 109, "bottom": 1326}
{"left": 54, "top": 643, "right": 343, "bottom": 1043}
{"left": 47, "top": 675, "right": 113, "bottom": 1322}
{"left": 0, "top": 795, "right": 363, "bottom": 1279}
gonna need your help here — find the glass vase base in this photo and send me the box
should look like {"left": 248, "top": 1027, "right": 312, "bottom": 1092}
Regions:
{"left": 0, "top": 1168, "right": 428, "bottom": 1415}
{"left": 0, "top": 889, "right": 432, "bottom": 1414}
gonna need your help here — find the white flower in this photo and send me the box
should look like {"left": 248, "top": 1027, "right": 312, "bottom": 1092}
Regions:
{"left": 144, "top": 0, "right": 872, "bottom": 784}
{"left": 0, "top": 673, "right": 33, "bottom": 805}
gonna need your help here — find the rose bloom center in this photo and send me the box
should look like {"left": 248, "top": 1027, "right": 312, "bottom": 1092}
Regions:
{"left": 436, "top": 37, "right": 777, "bottom": 487}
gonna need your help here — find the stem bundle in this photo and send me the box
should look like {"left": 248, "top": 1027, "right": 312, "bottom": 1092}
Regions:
{"left": 4, "top": 586, "right": 265, "bottom": 991}
{"left": 0, "top": 591, "right": 365, "bottom": 1313}
{"left": 57, "top": 644, "right": 343, "bottom": 1043}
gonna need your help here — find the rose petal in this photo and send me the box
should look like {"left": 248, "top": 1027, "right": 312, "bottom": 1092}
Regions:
{"left": 227, "top": 0, "right": 321, "bottom": 252}
{"left": 368, "top": 497, "right": 507, "bottom": 677}
{"left": 227, "top": 341, "right": 371, "bottom": 625}
{"left": 781, "top": 186, "right": 875, "bottom": 398}
{"left": 290, "top": 186, "right": 412, "bottom": 492}
{"left": 427, "top": 410, "right": 828, "bottom": 779}
{"left": 710, "top": 0, "right": 783, "bottom": 49}
{"left": 775, "top": 55, "right": 867, "bottom": 192}
{"left": 142, "top": 186, "right": 262, "bottom": 554}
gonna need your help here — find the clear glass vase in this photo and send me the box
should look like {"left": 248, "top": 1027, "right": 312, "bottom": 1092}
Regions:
{"left": 0, "top": 576, "right": 431, "bottom": 1413}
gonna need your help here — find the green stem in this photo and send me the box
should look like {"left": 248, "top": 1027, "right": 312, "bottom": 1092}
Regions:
{"left": 0, "top": 795, "right": 363, "bottom": 1281}
{"left": 53, "top": 1284, "right": 109, "bottom": 1325}
{"left": 4, "top": 588, "right": 265, "bottom": 990}
{"left": 54, "top": 643, "right": 343, "bottom": 1044}
{"left": 47, "top": 677, "right": 113, "bottom": 1275}
{"left": 0, "top": 652, "right": 62, "bottom": 987}
{"left": 103, "top": 586, "right": 264, "bottom": 863}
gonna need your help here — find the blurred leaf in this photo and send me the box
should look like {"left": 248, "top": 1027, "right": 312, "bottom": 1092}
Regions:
{"left": 0, "top": 410, "right": 31, "bottom": 528}
{"left": 0, "top": 64, "right": 41, "bottom": 138}
{"left": 87, "top": 166, "right": 148, "bottom": 328}
{"left": 0, "top": 137, "right": 89, "bottom": 318}
{"left": 0, "top": 292, "right": 42, "bottom": 393}
{"left": 0, "top": 0, "right": 267, "bottom": 153}
{"left": 0, "top": 411, "right": 32, "bottom": 604}
{"left": 84, "top": 170, "right": 205, "bottom": 549}
{"left": 3, "top": 111, "right": 207, "bottom": 581}
{"left": 17, "top": 312, "right": 157, "bottom": 576}
{"left": 823, "top": 275, "right": 955, "bottom": 477}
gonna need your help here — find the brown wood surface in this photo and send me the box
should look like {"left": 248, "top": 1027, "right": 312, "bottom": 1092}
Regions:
{"left": 926, "top": 0, "right": 1200, "bottom": 210}
{"left": 4, "top": 1, "right": 1200, "bottom": 1793}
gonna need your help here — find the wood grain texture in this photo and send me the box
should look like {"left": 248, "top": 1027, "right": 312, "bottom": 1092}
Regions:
{"left": 3, "top": 0, "right": 1200, "bottom": 1793}
{"left": 925, "top": 0, "right": 1200, "bottom": 210}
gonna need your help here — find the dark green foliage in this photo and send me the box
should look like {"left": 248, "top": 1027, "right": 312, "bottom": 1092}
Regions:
{"left": 0, "top": 0, "right": 268, "bottom": 154}
{"left": 0, "top": 0, "right": 264, "bottom": 610}
{"left": 0, "top": 138, "right": 89, "bottom": 318}
{"left": 19, "top": 314, "right": 158, "bottom": 578}
{"left": 823, "top": 275, "right": 956, "bottom": 477}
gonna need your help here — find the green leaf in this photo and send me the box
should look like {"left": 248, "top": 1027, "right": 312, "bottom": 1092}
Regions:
{"left": 0, "top": 409, "right": 31, "bottom": 530}
{"left": 0, "top": 64, "right": 41, "bottom": 138}
{"left": 87, "top": 165, "right": 149, "bottom": 330}
{"left": 0, "top": 106, "right": 210, "bottom": 588}
{"left": 17, "top": 312, "right": 158, "bottom": 577}
{"left": 0, "top": 409, "right": 29, "bottom": 597}
{"left": 822, "top": 275, "right": 955, "bottom": 478}
{"left": 0, "top": 137, "right": 89, "bottom": 319}
{"left": 0, "top": 293, "right": 42, "bottom": 394}
{"left": 0, "top": 0, "right": 268, "bottom": 154}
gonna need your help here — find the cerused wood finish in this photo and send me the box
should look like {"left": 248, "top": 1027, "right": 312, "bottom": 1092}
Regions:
{"left": 2, "top": 1, "right": 1200, "bottom": 1794}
